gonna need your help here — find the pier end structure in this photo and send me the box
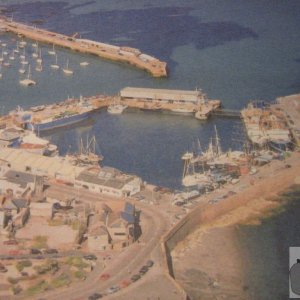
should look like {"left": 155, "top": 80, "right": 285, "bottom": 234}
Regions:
{"left": 0, "top": 17, "right": 167, "bottom": 78}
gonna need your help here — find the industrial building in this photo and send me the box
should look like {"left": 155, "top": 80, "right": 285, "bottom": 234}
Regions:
{"left": 120, "top": 87, "right": 207, "bottom": 104}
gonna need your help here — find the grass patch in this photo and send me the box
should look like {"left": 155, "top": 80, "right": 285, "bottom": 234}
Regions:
{"left": 51, "top": 273, "right": 71, "bottom": 288}
{"left": 65, "top": 257, "right": 88, "bottom": 269}
{"left": 32, "top": 235, "right": 48, "bottom": 249}
{"left": 73, "top": 269, "right": 87, "bottom": 280}
{"left": 34, "top": 259, "right": 59, "bottom": 275}
{"left": 26, "top": 280, "right": 48, "bottom": 296}
{"left": 16, "top": 260, "right": 32, "bottom": 272}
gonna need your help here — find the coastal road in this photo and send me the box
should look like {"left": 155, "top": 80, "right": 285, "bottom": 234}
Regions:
{"left": 27, "top": 190, "right": 170, "bottom": 300}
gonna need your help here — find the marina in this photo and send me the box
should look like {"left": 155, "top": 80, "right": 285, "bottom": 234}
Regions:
{"left": 0, "top": 16, "right": 167, "bottom": 78}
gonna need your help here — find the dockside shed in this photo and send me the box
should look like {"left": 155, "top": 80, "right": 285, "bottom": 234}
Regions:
{"left": 120, "top": 87, "right": 206, "bottom": 104}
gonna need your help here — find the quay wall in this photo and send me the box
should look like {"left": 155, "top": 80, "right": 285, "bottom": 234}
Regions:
{"left": 160, "top": 153, "right": 300, "bottom": 297}
{"left": 0, "top": 18, "right": 167, "bottom": 77}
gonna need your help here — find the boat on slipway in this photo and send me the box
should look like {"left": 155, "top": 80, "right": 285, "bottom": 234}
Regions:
{"left": 10, "top": 98, "right": 96, "bottom": 132}
{"left": 107, "top": 104, "right": 127, "bottom": 114}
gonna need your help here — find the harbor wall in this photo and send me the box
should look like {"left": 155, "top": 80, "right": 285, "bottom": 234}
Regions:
{"left": 0, "top": 18, "right": 167, "bottom": 77}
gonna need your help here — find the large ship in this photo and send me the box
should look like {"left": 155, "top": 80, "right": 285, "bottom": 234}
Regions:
{"left": 10, "top": 97, "right": 96, "bottom": 132}
{"left": 241, "top": 101, "right": 292, "bottom": 151}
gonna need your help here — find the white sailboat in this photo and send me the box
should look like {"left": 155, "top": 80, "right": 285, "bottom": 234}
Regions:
{"left": 36, "top": 49, "right": 42, "bottom": 64}
{"left": 1, "top": 43, "right": 7, "bottom": 47}
{"left": 3, "top": 61, "right": 11, "bottom": 67}
{"left": 35, "top": 60, "right": 42, "bottom": 72}
{"left": 19, "top": 40, "right": 27, "bottom": 48}
{"left": 0, "top": 50, "right": 4, "bottom": 63}
{"left": 19, "top": 65, "right": 26, "bottom": 74}
{"left": 48, "top": 44, "right": 56, "bottom": 56}
{"left": 80, "top": 61, "right": 89, "bottom": 66}
{"left": 63, "top": 59, "right": 73, "bottom": 75}
{"left": 0, "top": 65, "right": 2, "bottom": 79}
{"left": 32, "top": 41, "right": 38, "bottom": 48}
{"left": 9, "top": 51, "right": 15, "bottom": 60}
{"left": 20, "top": 48, "right": 26, "bottom": 60}
{"left": 32, "top": 46, "right": 38, "bottom": 58}
{"left": 50, "top": 54, "right": 60, "bottom": 69}
{"left": 14, "top": 41, "right": 20, "bottom": 54}
{"left": 20, "top": 65, "right": 36, "bottom": 86}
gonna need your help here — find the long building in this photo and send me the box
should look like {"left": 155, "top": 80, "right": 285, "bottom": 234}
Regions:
{"left": 120, "top": 87, "right": 207, "bottom": 105}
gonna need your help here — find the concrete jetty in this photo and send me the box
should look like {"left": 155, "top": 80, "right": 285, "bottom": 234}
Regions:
{"left": 0, "top": 16, "right": 167, "bottom": 77}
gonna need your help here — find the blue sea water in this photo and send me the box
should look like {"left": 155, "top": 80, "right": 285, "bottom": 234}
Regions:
{"left": 0, "top": 1, "right": 299, "bottom": 299}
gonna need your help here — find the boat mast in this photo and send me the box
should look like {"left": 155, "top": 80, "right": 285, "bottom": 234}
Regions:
{"left": 214, "top": 125, "right": 222, "bottom": 157}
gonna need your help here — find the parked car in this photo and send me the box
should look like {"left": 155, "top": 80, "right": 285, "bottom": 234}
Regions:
{"left": 88, "top": 293, "right": 103, "bottom": 300}
{"left": 106, "top": 285, "right": 120, "bottom": 294}
{"left": 99, "top": 273, "right": 110, "bottom": 281}
{"left": 43, "top": 248, "right": 58, "bottom": 254}
{"left": 146, "top": 260, "right": 154, "bottom": 268}
{"left": 3, "top": 240, "right": 18, "bottom": 245}
{"left": 139, "top": 266, "right": 148, "bottom": 275}
{"left": 83, "top": 254, "right": 97, "bottom": 261}
{"left": 30, "top": 248, "right": 42, "bottom": 255}
{"left": 130, "top": 274, "right": 141, "bottom": 282}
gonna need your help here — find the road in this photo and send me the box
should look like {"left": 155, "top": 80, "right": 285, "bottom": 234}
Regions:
{"left": 19, "top": 185, "right": 171, "bottom": 300}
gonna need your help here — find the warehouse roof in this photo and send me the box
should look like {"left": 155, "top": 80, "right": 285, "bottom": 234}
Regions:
{"left": 0, "top": 148, "right": 85, "bottom": 179}
{"left": 120, "top": 87, "right": 206, "bottom": 103}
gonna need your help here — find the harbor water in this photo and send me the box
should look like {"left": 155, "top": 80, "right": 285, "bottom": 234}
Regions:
{"left": 0, "top": 1, "right": 299, "bottom": 298}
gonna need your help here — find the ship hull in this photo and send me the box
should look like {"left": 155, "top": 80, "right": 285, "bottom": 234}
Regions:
{"left": 26, "top": 111, "right": 92, "bottom": 132}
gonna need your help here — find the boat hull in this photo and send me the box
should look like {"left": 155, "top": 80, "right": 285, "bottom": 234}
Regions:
{"left": 26, "top": 110, "right": 92, "bottom": 132}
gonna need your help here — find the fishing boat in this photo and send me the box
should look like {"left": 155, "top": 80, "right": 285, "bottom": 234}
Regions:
{"left": 48, "top": 44, "right": 56, "bottom": 56}
{"left": 19, "top": 65, "right": 36, "bottom": 86}
{"left": 22, "top": 98, "right": 95, "bottom": 132}
{"left": 50, "top": 54, "right": 60, "bottom": 69}
{"left": 63, "top": 59, "right": 73, "bottom": 75}
{"left": 67, "top": 136, "right": 103, "bottom": 166}
{"left": 80, "top": 61, "right": 89, "bottom": 66}
{"left": 107, "top": 104, "right": 127, "bottom": 114}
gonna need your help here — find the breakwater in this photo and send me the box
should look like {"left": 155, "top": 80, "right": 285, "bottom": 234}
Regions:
{"left": 0, "top": 16, "right": 167, "bottom": 77}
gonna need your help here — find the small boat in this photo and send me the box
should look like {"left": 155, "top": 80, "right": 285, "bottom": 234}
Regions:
{"left": 0, "top": 51, "right": 4, "bottom": 62}
{"left": 0, "top": 65, "right": 2, "bottom": 79}
{"left": 35, "top": 60, "right": 42, "bottom": 72}
{"left": 3, "top": 51, "right": 8, "bottom": 56}
{"left": 63, "top": 59, "right": 73, "bottom": 75}
{"left": 32, "top": 46, "right": 38, "bottom": 58}
{"left": 13, "top": 42, "right": 20, "bottom": 53}
{"left": 50, "top": 54, "right": 60, "bottom": 69}
{"left": 21, "top": 58, "right": 29, "bottom": 65}
{"left": 48, "top": 44, "right": 56, "bottom": 56}
{"left": 107, "top": 104, "right": 127, "bottom": 114}
{"left": 3, "top": 61, "right": 11, "bottom": 67}
{"left": 9, "top": 51, "right": 15, "bottom": 60}
{"left": 19, "top": 40, "right": 27, "bottom": 47}
{"left": 19, "top": 67, "right": 26, "bottom": 74}
{"left": 32, "top": 42, "right": 38, "bottom": 48}
{"left": 1, "top": 43, "right": 7, "bottom": 47}
{"left": 19, "top": 65, "right": 36, "bottom": 86}
{"left": 80, "top": 61, "right": 89, "bottom": 66}
{"left": 36, "top": 49, "right": 42, "bottom": 64}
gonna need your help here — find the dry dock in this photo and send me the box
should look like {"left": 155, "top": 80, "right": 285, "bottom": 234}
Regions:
{"left": 0, "top": 17, "right": 167, "bottom": 77}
